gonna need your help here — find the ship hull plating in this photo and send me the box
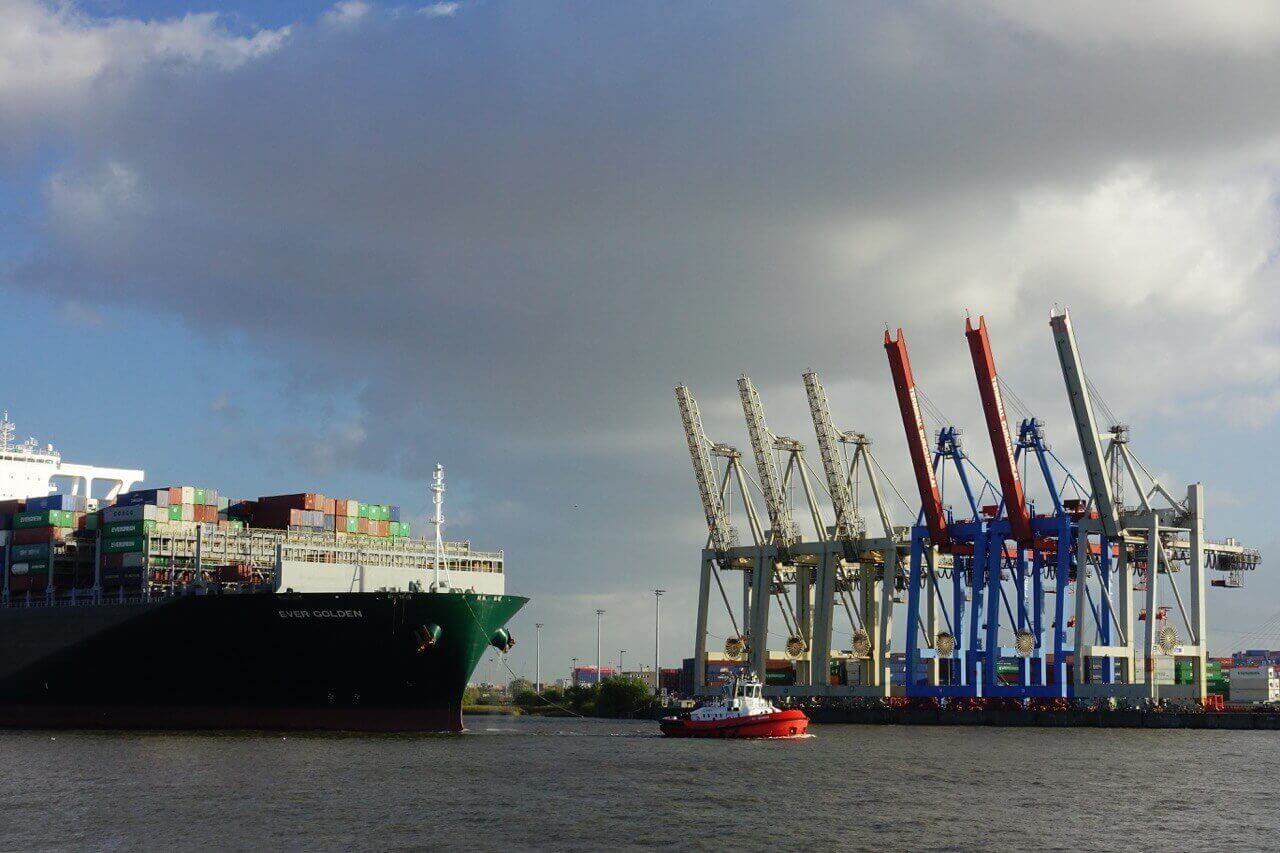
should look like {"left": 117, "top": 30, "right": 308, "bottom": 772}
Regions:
{"left": 0, "top": 591, "right": 526, "bottom": 732}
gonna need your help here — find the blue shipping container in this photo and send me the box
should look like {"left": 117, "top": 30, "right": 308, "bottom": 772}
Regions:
{"left": 389, "top": 505, "right": 401, "bottom": 522}
{"left": 26, "top": 494, "right": 88, "bottom": 513}
{"left": 116, "top": 489, "right": 169, "bottom": 508}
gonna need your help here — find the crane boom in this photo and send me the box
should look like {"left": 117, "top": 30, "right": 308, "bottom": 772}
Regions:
{"left": 1048, "top": 309, "right": 1122, "bottom": 539}
{"left": 675, "top": 384, "right": 733, "bottom": 553}
{"left": 738, "top": 374, "right": 794, "bottom": 547}
{"left": 964, "top": 316, "right": 1033, "bottom": 543}
{"left": 884, "top": 329, "right": 951, "bottom": 552}
{"left": 803, "top": 371, "right": 859, "bottom": 541}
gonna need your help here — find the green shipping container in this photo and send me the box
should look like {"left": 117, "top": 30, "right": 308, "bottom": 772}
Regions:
{"left": 388, "top": 521, "right": 401, "bottom": 537}
{"left": 83, "top": 514, "right": 99, "bottom": 531}
{"left": 14, "top": 509, "right": 76, "bottom": 529}
{"left": 168, "top": 505, "right": 183, "bottom": 521}
{"left": 102, "top": 536, "right": 146, "bottom": 554}
{"left": 344, "top": 517, "right": 359, "bottom": 533}
{"left": 399, "top": 522, "right": 410, "bottom": 538}
{"left": 358, "top": 503, "right": 370, "bottom": 519}
{"left": 194, "top": 488, "right": 207, "bottom": 505}
{"left": 103, "top": 520, "right": 156, "bottom": 537}
{"left": 10, "top": 543, "right": 51, "bottom": 561}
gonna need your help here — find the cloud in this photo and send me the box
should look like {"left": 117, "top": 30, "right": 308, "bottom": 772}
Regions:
{"left": 0, "top": 0, "right": 289, "bottom": 155}
{"left": 322, "top": 1, "right": 372, "bottom": 29}
{"left": 57, "top": 299, "right": 106, "bottom": 328}
{"left": 974, "top": 1, "right": 1280, "bottom": 53}
{"left": 3, "top": 1, "right": 1279, "bottom": 668}
{"left": 418, "top": 2, "right": 460, "bottom": 17}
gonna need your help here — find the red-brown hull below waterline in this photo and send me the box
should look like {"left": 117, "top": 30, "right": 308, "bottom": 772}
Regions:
{"left": 0, "top": 704, "right": 465, "bottom": 733}
{"left": 659, "top": 708, "right": 809, "bottom": 738}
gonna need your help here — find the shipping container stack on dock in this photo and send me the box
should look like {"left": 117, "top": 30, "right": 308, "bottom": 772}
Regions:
{"left": 1, "top": 485, "right": 489, "bottom": 604}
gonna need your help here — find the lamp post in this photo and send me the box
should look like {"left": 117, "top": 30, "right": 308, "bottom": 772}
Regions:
{"left": 654, "top": 589, "right": 665, "bottom": 692}
{"left": 619, "top": 649, "right": 627, "bottom": 674}
{"left": 535, "top": 623, "right": 544, "bottom": 693}
{"left": 595, "top": 609, "right": 605, "bottom": 684}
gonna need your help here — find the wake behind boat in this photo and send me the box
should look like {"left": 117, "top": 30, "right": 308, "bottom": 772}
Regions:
{"left": 660, "top": 675, "right": 809, "bottom": 739}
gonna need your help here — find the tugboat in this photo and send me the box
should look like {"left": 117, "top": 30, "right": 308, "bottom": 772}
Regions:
{"left": 660, "top": 674, "right": 809, "bottom": 739}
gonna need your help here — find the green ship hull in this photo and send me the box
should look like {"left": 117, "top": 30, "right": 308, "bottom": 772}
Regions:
{"left": 0, "top": 590, "right": 527, "bottom": 732}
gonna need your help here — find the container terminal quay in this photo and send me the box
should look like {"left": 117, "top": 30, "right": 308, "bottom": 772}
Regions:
{"left": 674, "top": 308, "right": 1267, "bottom": 726}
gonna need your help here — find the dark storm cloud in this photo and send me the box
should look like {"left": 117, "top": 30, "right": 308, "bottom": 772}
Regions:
{"left": 5, "top": 0, "right": 1280, "bottom": 668}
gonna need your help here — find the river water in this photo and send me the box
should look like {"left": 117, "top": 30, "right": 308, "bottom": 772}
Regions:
{"left": 1, "top": 716, "right": 1274, "bottom": 851}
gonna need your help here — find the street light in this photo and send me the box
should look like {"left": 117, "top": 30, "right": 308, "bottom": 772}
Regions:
{"left": 619, "top": 649, "right": 627, "bottom": 673}
{"left": 654, "top": 589, "right": 665, "bottom": 692}
{"left": 535, "top": 623, "right": 544, "bottom": 693}
{"left": 596, "top": 609, "right": 606, "bottom": 683}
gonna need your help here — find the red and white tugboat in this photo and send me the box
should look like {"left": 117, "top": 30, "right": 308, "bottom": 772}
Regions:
{"left": 660, "top": 674, "right": 809, "bottom": 739}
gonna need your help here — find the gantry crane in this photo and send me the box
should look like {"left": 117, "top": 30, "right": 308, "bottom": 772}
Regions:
{"left": 887, "top": 328, "right": 1003, "bottom": 695}
{"left": 884, "top": 329, "right": 951, "bottom": 553}
{"left": 803, "top": 371, "right": 904, "bottom": 693}
{"left": 1049, "top": 309, "right": 1258, "bottom": 700}
{"left": 737, "top": 375, "right": 826, "bottom": 683}
{"left": 964, "top": 316, "right": 1071, "bottom": 696}
{"left": 675, "top": 384, "right": 760, "bottom": 689}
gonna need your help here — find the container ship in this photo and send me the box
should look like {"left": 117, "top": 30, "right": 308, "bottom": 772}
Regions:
{"left": 0, "top": 412, "right": 525, "bottom": 732}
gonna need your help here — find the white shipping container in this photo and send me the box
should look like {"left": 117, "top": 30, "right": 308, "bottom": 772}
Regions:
{"left": 180, "top": 487, "right": 195, "bottom": 504}
{"left": 181, "top": 504, "right": 195, "bottom": 522}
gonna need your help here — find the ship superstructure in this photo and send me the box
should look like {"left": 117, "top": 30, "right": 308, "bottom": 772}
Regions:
{"left": 0, "top": 412, "right": 143, "bottom": 505}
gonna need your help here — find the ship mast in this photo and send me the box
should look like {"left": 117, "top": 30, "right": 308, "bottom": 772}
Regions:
{"left": 431, "top": 463, "right": 452, "bottom": 591}
{"left": 0, "top": 412, "right": 13, "bottom": 454}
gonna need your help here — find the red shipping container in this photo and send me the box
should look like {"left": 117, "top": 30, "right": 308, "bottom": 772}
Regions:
{"left": 322, "top": 497, "right": 336, "bottom": 515}
{"left": 357, "top": 517, "right": 369, "bottom": 534}
{"left": 168, "top": 487, "right": 183, "bottom": 504}
{"left": 12, "top": 526, "right": 68, "bottom": 545}
{"left": 0, "top": 499, "right": 26, "bottom": 514}
{"left": 217, "top": 563, "right": 253, "bottom": 582}
{"left": 253, "top": 506, "right": 303, "bottom": 529}
{"left": 8, "top": 574, "right": 48, "bottom": 593}
{"left": 258, "top": 493, "right": 318, "bottom": 512}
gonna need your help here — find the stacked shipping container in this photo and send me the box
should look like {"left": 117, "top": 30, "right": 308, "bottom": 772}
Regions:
{"left": 3, "top": 484, "right": 414, "bottom": 596}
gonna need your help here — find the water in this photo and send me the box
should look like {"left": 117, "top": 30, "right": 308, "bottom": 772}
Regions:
{"left": 1, "top": 716, "right": 1275, "bottom": 851}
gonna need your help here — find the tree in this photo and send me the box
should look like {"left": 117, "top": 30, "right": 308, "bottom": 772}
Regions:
{"left": 509, "top": 678, "right": 540, "bottom": 708}
{"left": 595, "top": 676, "right": 651, "bottom": 718}
{"left": 564, "top": 683, "right": 597, "bottom": 714}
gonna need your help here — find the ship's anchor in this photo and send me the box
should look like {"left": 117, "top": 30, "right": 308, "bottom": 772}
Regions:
{"left": 414, "top": 623, "right": 442, "bottom": 652}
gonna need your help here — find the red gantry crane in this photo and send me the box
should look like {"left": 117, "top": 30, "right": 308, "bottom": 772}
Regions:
{"left": 884, "top": 329, "right": 951, "bottom": 552}
{"left": 964, "top": 316, "right": 1033, "bottom": 545}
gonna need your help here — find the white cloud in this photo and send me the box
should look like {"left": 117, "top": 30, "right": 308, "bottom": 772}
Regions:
{"left": 975, "top": 1, "right": 1280, "bottom": 53}
{"left": 322, "top": 1, "right": 372, "bottom": 29}
{"left": 418, "top": 2, "right": 460, "bottom": 18}
{"left": 0, "top": 0, "right": 288, "bottom": 118}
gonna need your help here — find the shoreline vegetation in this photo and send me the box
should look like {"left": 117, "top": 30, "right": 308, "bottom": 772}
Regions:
{"left": 464, "top": 675, "right": 657, "bottom": 719}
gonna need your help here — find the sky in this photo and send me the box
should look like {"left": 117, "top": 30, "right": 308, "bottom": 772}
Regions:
{"left": 2, "top": 0, "right": 1279, "bottom": 681}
